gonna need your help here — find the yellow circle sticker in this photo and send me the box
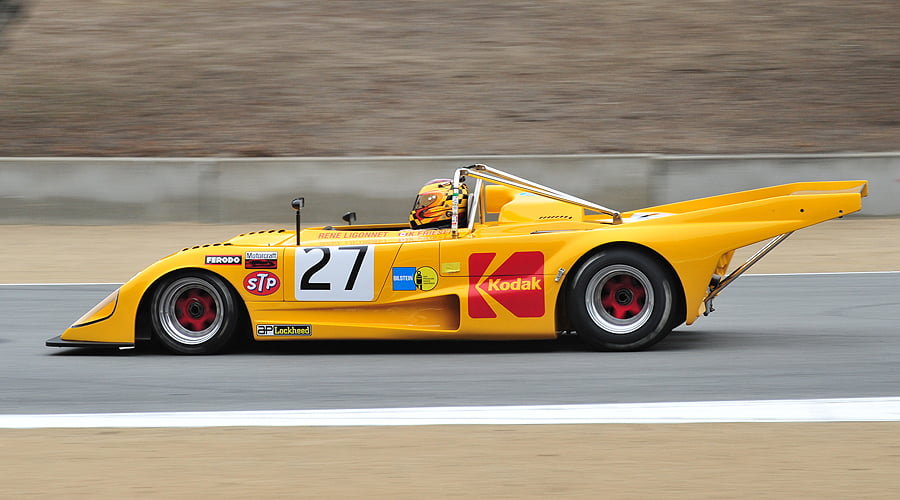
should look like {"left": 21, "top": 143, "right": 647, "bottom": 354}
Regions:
{"left": 414, "top": 266, "right": 439, "bottom": 291}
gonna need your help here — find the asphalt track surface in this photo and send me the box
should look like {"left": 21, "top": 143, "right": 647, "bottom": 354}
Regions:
{"left": 2, "top": 273, "right": 898, "bottom": 416}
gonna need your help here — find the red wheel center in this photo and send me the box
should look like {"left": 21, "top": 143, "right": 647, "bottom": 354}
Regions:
{"left": 600, "top": 275, "right": 646, "bottom": 319}
{"left": 174, "top": 289, "right": 217, "bottom": 331}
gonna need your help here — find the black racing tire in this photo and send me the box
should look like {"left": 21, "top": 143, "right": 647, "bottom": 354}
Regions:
{"left": 568, "top": 248, "right": 678, "bottom": 351}
{"left": 150, "top": 271, "right": 241, "bottom": 355}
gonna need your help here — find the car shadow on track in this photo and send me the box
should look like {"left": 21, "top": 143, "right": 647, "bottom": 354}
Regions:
{"left": 45, "top": 329, "right": 726, "bottom": 356}
{"left": 653, "top": 329, "right": 730, "bottom": 351}
{"left": 242, "top": 337, "right": 584, "bottom": 355}
{"left": 239, "top": 330, "right": 727, "bottom": 355}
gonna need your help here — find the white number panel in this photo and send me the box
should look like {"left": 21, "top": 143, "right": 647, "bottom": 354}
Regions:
{"left": 294, "top": 245, "right": 375, "bottom": 301}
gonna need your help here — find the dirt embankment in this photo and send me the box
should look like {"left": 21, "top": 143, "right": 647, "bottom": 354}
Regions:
{"left": 1, "top": 1, "right": 898, "bottom": 157}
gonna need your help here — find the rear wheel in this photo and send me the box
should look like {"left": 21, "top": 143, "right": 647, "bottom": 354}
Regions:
{"left": 150, "top": 272, "right": 240, "bottom": 354}
{"left": 568, "top": 249, "right": 678, "bottom": 351}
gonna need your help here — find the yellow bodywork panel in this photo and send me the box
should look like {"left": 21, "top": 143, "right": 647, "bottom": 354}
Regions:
{"left": 58, "top": 177, "right": 868, "bottom": 347}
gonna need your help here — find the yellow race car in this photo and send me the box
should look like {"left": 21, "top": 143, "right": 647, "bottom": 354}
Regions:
{"left": 46, "top": 164, "right": 867, "bottom": 354}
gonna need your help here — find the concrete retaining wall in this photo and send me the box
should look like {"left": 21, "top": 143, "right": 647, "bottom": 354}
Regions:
{"left": 1, "top": 153, "right": 897, "bottom": 225}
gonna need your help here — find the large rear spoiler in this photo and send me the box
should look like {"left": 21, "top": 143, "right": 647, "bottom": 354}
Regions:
{"left": 697, "top": 180, "right": 868, "bottom": 315}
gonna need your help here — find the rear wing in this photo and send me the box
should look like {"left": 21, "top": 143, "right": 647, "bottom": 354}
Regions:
{"left": 634, "top": 181, "right": 868, "bottom": 218}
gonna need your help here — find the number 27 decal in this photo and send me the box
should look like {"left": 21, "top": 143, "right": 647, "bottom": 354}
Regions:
{"left": 294, "top": 245, "right": 374, "bottom": 301}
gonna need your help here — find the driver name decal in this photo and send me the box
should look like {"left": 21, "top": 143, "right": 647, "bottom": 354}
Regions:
{"left": 468, "top": 251, "right": 544, "bottom": 318}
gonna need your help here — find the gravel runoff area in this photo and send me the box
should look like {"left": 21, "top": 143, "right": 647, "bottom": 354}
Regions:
{"left": 1, "top": 219, "right": 899, "bottom": 498}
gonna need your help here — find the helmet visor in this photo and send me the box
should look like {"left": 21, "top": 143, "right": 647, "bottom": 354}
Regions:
{"left": 413, "top": 191, "right": 446, "bottom": 212}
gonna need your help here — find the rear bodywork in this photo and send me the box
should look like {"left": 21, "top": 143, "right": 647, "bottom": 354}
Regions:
{"left": 48, "top": 164, "right": 868, "bottom": 349}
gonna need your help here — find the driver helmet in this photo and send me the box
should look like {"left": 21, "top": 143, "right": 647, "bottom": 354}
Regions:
{"left": 409, "top": 178, "right": 468, "bottom": 229}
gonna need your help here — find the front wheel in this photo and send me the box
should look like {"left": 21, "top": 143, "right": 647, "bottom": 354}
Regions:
{"left": 150, "top": 272, "right": 241, "bottom": 354}
{"left": 568, "top": 249, "right": 679, "bottom": 351}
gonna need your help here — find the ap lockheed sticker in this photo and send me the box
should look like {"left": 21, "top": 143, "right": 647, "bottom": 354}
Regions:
{"left": 257, "top": 324, "right": 311, "bottom": 336}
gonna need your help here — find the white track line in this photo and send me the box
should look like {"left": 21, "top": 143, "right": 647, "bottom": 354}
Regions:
{"left": 2, "top": 397, "right": 899, "bottom": 429}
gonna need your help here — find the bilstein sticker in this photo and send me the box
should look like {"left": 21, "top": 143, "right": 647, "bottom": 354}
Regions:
{"left": 468, "top": 252, "right": 545, "bottom": 318}
{"left": 257, "top": 324, "right": 311, "bottom": 336}
{"left": 392, "top": 266, "right": 439, "bottom": 291}
{"left": 392, "top": 267, "right": 416, "bottom": 291}
{"left": 414, "top": 267, "right": 439, "bottom": 291}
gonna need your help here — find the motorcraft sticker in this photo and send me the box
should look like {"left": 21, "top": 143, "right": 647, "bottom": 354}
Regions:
{"left": 243, "top": 271, "right": 281, "bottom": 296}
{"left": 205, "top": 255, "right": 242, "bottom": 265}
{"left": 246, "top": 251, "right": 278, "bottom": 269}
{"left": 257, "top": 324, "right": 312, "bottom": 336}
{"left": 468, "top": 251, "right": 544, "bottom": 318}
{"left": 246, "top": 251, "right": 277, "bottom": 260}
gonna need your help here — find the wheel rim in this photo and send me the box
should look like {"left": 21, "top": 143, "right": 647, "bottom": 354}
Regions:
{"left": 156, "top": 277, "right": 225, "bottom": 345}
{"left": 584, "top": 264, "right": 654, "bottom": 335}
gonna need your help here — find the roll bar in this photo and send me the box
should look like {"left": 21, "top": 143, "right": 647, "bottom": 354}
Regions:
{"left": 450, "top": 164, "right": 622, "bottom": 238}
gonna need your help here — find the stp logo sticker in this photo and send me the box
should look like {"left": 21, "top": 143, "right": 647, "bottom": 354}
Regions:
{"left": 243, "top": 271, "right": 281, "bottom": 296}
{"left": 468, "top": 251, "right": 544, "bottom": 318}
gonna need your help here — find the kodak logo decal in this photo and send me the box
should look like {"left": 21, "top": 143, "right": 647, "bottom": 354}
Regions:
{"left": 485, "top": 276, "right": 542, "bottom": 292}
{"left": 468, "top": 251, "right": 544, "bottom": 318}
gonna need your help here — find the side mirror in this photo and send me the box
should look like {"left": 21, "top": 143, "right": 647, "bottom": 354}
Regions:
{"left": 342, "top": 211, "right": 357, "bottom": 225}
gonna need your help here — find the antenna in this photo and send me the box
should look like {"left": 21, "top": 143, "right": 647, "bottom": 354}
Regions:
{"left": 291, "top": 197, "right": 304, "bottom": 245}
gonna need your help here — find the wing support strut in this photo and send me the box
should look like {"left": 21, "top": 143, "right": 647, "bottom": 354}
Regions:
{"left": 703, "top": 231, "right": 794, "bottom": 315}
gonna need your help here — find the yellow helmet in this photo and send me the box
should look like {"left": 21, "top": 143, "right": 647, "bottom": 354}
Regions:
{"left": 409, "top": 179, "right": 468, "bottom": 229}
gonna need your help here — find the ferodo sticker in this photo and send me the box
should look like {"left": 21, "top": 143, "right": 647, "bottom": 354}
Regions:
{"left": 257, "top": 324, "right": 311, "bottom": 337}
{"left": 468, "top": 251, "right": 544, "bottom": 318}
{"left": 205, "top": 255, "right": 242, "bottom": 265}
{"left": 243, "top": 271, "right": 281, "bottom": 296}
